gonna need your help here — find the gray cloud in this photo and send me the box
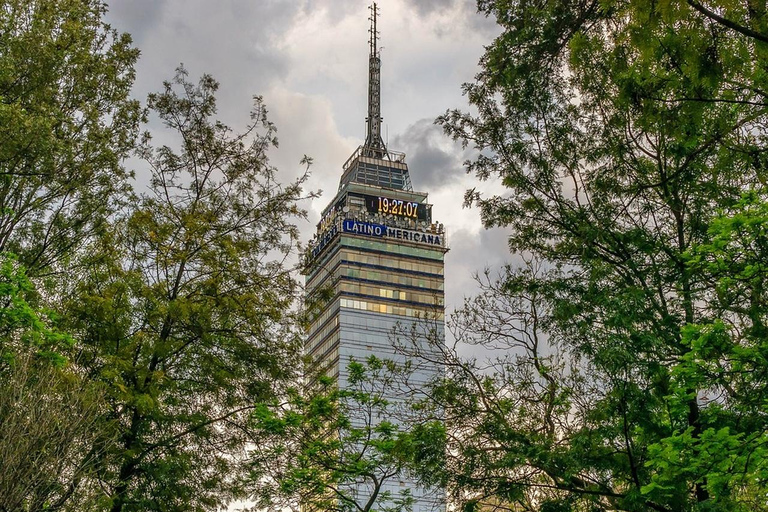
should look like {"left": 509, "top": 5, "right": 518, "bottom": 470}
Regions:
{"left": 399, "top": 0, "right": 499, "bottom": 39}
{"left": 104, "top": 0, "right": 508, "bottom": 335}
{"left": 106, "top": 0, "right": 166, "bottom": 46}
{"left": 445, "top": 227, "right": 515, "bottom": 305}
{"left": 407, "top": 0, "right": 459, "bottom": 17}
{"left": 455, "top": 0, "right": 501, "bottom": 34}
{"left": 105, "top": 0, "right": 300, "bottom": 118}
{"left": 390, "top": 118, "right": 468, "bottom": 191}
{"left": 305, "top": 0, "right": 361, "bottom": 24}
{"left": 444, "top": 226, "right": 520, "bottom": 356}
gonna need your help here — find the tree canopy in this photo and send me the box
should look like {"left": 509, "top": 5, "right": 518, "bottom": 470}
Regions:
{"left": 0, "top": 0, "right": 141, "bottom": 273}
{"left": 61, "top": 68, "right": 310, "bottom": 512}
{"left": 426, "top": 0, "right": 768, "bottom": 511}
{"left": 0, "top": 2, "right": 310, "bottom": 510}
{"left": 248, "top": 358, "right": 425, "bottom": 512}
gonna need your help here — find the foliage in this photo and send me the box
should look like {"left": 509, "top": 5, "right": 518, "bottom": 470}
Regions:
{"left": 0, "top": 1, "right": 139, "bottom": 509}
{"left": 57, "top": 68, "right": 309, "bottom": 512}
{"left": 0, "top": 252, "right": 72, "bottom": 367}
{"left": 429, "top": 0, "right": 768, "bottom": 510}
{"left": 0, "top": 351, "right": 107, "bottom": 512}
{"left": 0, "top": 1, "right": 311, "bottom": 511}
{"left": 0, "top": 0, "right": 141, "bottom": 272}
{"left": 247, "top": 358, "right": 428, "bottom": 512}
{"left": 0, "top": 252, "right": 106, "bottom": 512}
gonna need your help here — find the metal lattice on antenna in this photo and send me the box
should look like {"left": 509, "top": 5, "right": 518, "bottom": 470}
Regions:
{"left": 364, "top": 2, "right": 387, "bottom": 158}
{"left": 338, "top": 2, "right": 411, "bottom": 192}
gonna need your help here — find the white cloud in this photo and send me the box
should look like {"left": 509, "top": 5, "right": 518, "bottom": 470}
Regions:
{"left": 261, "top": 87, "right": 357, "bottom": 224}
{"left": 106, "top": 0, "right": 507, "bottom": 318}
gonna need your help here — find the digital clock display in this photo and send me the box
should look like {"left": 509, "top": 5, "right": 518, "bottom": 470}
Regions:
{"left": 362, "top": 194, "right": 429, "bottom": 220}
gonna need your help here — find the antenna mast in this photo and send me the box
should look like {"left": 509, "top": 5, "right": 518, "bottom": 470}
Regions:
{"left": 364, "top": 3, "right": 387, "bottom": 158}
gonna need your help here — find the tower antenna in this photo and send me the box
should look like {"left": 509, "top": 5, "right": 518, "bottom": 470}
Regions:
{"left": 364, "top": 3, "right": 387, "bottom": 158}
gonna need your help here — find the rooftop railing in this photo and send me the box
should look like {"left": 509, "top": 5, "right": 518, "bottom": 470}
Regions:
{"left": 342, "top": 145, "right": 406, "bottom": 172}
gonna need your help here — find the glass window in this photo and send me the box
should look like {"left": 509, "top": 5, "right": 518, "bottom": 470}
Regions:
{"left": 340, "top": 297, "right": 444, "bottom": 320}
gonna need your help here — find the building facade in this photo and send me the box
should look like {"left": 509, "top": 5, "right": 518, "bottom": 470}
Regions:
{"left": 303, "top": 146, "right": 447, "bottom": 512}
{"left": 304, "top": 144, "right": 447, "bottom": 377}
{"left": 303, "top": 7, "right": 446, "bottom": 511}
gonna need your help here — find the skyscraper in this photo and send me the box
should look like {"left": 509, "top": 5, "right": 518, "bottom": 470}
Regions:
{"left": 303, "top": 4, "right": 446, "bottom": 512}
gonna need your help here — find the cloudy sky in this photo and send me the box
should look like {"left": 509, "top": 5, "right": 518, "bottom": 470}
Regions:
{"left": 105, "top": 0, "right": 514, "bottom": 338}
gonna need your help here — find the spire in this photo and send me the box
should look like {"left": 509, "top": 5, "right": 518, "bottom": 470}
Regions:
{"left": 338, "top": 3, "right": 412, "bottom": 192}
{"left": 364, "top": 3, "right": 387, "bottom": 158}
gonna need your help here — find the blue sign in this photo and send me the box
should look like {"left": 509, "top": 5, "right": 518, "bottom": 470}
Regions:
{"left": 343, "top": 220, "right": 385, "bottom": 237}
{"left": 343, "top": 219, "right": 443, "bottom": 247}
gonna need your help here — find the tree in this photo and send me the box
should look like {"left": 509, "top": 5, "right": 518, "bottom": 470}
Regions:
{"left": 0, "top": 253, "right": 107, "bottom": 512}
{"left": 0, "top": 2, "right": 140, "bottom": 509}
{"left": 0, "top": 0, "right": 141, "bottom": 273}
{"left": 247, "top": 358, "right": 423, "bottom": 512}
{"left": 427, "top": 0, "right": 768, "bottom": 510}
{"left": 0, "top": 351, "right": 107, "bottom": 512}
{"left": 59, "top": 68, "right": 310, "bottom": 512}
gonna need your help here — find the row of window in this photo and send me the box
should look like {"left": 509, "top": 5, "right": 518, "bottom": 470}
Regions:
{"left": 309, "top": 354, "right": 339, "bottom": 381}
{"left": 339, "top": 298, "right": 444, "bottom": 320}
{"left": 342, "top": 248, "right": 444, "bottom": 275}
{"left": 306, "top": 271, "right": 333, "bottom": 298}
{"left": 353, "top": 164, "right": 409, "bottom": 190}
{"left": 343, "top": 237, "right": 444, "bottom": 261}
{"left": 339, "top": 281, "right": 444, "bottom": 306}
{"left": 306, "top": 299, "right": 339, "bottom": 334}
{"left": 305, "top": 247, "right": 339, "bottom": 291}
{"left": 306, "top": 246, "right": 444, "bottom": 292}
{"left": 344, "top": 267, "right": 444, "bottom": 291}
